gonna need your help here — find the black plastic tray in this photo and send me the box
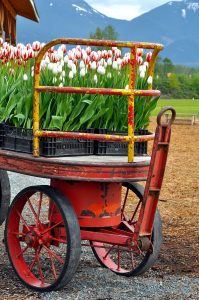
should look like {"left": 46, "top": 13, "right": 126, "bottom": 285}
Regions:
{"left": 0, "top": 124, "right": 94, "bottom": 157}
{"left": 94, "top": 128, "right": 148, "bottom": 156}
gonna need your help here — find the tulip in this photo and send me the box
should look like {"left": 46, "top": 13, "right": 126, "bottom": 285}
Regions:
{"left": 137, "top": 56, "right": 143, "bottom": 66}
{"left": 140, "top": 70, "right": 145, "bottom": 78}
{"left": 40, "top": 60, "right": 46, "bottom": 69}
{"left": 97, "top": 50, "right": 102, "bottom": 60}
{"left": 93, "top": 74, "right": 98, "bottom": 83}
{"left": 57, "top": 64, "right": 63, "bottom": 73}
{"left": 112, "top": 47, "right": 117, "bottom": 54}
{"left": 52, "top": 77, "right": 57, "bottom": 84}
{"left": 75, "top": 49, "right": 82, "bottom": 59}
{"left": 91, "top": 51, "right": 98, "bottom": 61}
{"left": 0, "top": 37, "right": 3, "bottom": 47}
{"left": 69, "top": 70, "right": 74, "bottom": 79}
{"left": 48, "top": 46, "right": 54, "bottom": 54}
{"left": 137, "top": 48, "right": 143, "bottom": 56}
{"left": 32, "top": 41, "right": 41, "bottom": 52}
{"left": 147, "top": 76, "right": 153, "bottom": 85}
{"left": 139, "top": 64, "right": 147, "bottom": 73}
{"left": 57, "top": 48, "right": 64, "bottom": 60}
{"left": 107, "top": 50, "right": 112, "bottom": 58}
{"left": 107, "top": 58, "right": 112, "bottom": 66}
{"left": 68, "top": 50, "right": 74, "bottom": 60}
{"left": 52, "top": 64, "right": 58, "bottom": 74}
{"left": 83, "top": 53, "right": 90, "bottom": 65}
{"left": 97, "top": 65, "right": 106, "bottom": 75}
{"left": 48, "top": 63, "right": 54, "bottom": 71}
{"left": 51, "top": 53, "right": 58, "bottom": 63}
{"left": 64, "top": 55, "right": 69, "bottom": 63}
{"left": 23, "top": 74, "right": 28, "bottom": 81}
{"left": 107, "top": 72, "right": 112, "bottom": 78}
{"left": 86, "top": 46, "right": 91, "bottom": 55}
{"left": 90, "top": 61, "right": 97, "bottom": 70}
{"left": 102, "top": 50, "right": 108, "bottom": 59}
{"left": 80, "top": 68, "right": 86, "bottom": 77}
{"left": 28, "top": 49, "right": 34, "bottom": 59}
{"left": 60, "top": 45, "right": 66, "bottom": 54}
{"left": 137, "top": 56, "right": 143, "bottom": 65}
{"left": 146, "top": 52, "right": 152, "bottom": 62}
{"left": 79, "top": 60, "right": 85, "bottom": 69}
{"left": 112, "top": 61, "right": 118, "bottom": 70}
{"left": 71, "top": 63, "right": 77, "bottom": 74}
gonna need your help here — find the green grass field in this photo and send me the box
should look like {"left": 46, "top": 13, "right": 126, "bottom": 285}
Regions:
{"left": 152, "top": 99, "right": 199, "bottom": 117}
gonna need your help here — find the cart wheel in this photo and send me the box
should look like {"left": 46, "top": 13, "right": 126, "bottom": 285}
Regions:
{"left": 0, "top": 170, "right": 11, "bottom": 225}
{"left": 5, "top": 185, "right": 81, "bottom": 292}
{"left": 91, "top": 182, "right": 162, "bottom": 276}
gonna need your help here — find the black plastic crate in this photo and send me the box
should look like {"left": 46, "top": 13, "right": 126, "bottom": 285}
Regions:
{"left": 0, "top": 124, "right": 94, "bottom": 157}
{"left": 0, "top": 124, "right": 33, "bottom": 153}
{"left": 40, "top": 128, "right": 94, "bottom": 157}
{"left": 94, "top": 128, "right": 149, "bottom": 156}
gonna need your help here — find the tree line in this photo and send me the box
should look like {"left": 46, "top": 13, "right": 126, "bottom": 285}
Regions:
{"left": 90, "top": 25, "right": 199, "bottom": 99}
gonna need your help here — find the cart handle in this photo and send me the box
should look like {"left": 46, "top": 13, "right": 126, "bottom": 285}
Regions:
{"left": 157, "top": 107, "right": 176, "bottom": 126}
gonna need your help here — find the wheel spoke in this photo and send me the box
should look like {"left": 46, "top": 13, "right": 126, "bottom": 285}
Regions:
{"left": 103, "top": 245, "right": 115, "bottom": 259}
{"left": 37, "top": 251, "right": 45, "bottom": 285}
{"left": 48, "top": 251, "right": 57, "bottom": 280}
{"left": 16, "top": 245, "right": 29, "bottom": 258}
{"left": 27, "top": 198, "right": 41, "bottom": 224}
{"left": 121, "top": 188, "right": 129, "bottom": 220}
{"left": 48, "top": 202, "right": 55, "bottom": 229}
{"left": 42, "top": 221, "right": 63, "bottom": 235}
{"left": 43, "top": 245, "right": 64, "bottom": 265}
{"left": 129, "top": 200, "right": 141, "bottom": 224}
{"left": 11, "top": 231, "right": 26, "bottom": 237}
{"left": 37, "top": 192, "right": 43, "bottom": 226}
{"left": 51, "top": 237, "right": 67, "bottom": 244}
{"left": 16, "top": 210, "right": 31, "bottom": 232}
{"left": 29, "top": 247, "right": 42, "bottom": 271}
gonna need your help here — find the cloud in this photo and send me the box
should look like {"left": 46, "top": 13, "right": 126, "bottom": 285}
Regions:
{"left": 86, "top": 0, "right": 183, "bottom": 20}
{"left": 90, "top": 3, "right": 142, "bottom": 20}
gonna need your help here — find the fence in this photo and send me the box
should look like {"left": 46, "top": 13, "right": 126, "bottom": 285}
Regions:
{"left": 164, "top": 113, "right": 198, "bottom": 125}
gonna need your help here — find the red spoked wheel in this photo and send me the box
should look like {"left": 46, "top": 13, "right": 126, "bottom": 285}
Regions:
{"left": 5, "top": 185, "right": 81, "bottom": 292}
{"left": 91, "top": 182, "right": 162, "bottom": 276}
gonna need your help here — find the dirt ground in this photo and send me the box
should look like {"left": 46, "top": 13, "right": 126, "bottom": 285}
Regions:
{"left": 148, "top": 120, "right": 199, "bottom": 275}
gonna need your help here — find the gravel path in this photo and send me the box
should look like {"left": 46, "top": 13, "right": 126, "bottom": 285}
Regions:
{"left": 0, "top": 172, "right": 198, "bottom": 300}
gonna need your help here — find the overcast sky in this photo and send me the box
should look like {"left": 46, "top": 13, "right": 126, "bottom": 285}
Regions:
{"left": 86, "top": 0, "right": 182, "bottom": 20}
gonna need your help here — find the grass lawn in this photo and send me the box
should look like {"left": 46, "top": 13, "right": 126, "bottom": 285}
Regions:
{"left": 152, "top": 99, "right": 199, "bottom": 117}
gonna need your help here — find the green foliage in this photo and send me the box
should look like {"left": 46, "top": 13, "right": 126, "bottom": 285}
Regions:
{"left": 154, "top": 57, "right": 199, "bottom": 99}
{"left": 90, "top": 25, "right": 118, "bottom": 41}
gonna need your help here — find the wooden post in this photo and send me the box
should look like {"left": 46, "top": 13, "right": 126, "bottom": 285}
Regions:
{"left": 191, "top": 114, "right": 197, "bottom": 125}
{"left": 0, "top": 1, "right": 4, "bottom": 39}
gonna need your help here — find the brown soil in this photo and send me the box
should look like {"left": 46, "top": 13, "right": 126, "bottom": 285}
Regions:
{"left": 148, "top": 120, "right": 199, "bottom": 275}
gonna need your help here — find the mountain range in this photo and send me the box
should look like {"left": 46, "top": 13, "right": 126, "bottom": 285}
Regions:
{"left": 17, "top": 0, "right": 199, "bottom": 66}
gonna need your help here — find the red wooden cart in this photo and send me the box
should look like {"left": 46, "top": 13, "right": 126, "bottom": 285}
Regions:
{"left": 0, "top": 38, "right": 176, "bottom": 292}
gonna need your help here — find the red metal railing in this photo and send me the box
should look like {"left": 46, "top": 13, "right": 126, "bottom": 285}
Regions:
{"left": 33, "top": 38, "right": 163, "bottom": 162}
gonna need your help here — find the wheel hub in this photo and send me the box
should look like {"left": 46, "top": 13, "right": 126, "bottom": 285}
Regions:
{"left": 24, "top": 227, "right": 52, "bottom": 248}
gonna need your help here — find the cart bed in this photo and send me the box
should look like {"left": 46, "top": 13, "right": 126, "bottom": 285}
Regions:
{"left": 0, "top": 149, "right": 150, "bottom": 182}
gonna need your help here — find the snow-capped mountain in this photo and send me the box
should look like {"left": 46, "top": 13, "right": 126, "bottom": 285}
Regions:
{"left": 125, "top": 0, "right": 199, "bottom": 65}
{"left": 17, "top": 0, "right": 125, "bottom": 42}
{"left": 17, "top": 0, "right": 199, "bottom": 65}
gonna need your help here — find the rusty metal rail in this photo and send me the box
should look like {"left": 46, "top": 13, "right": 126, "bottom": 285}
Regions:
{"left": 33, "top": 38, "right": 163, "bottom": 162}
